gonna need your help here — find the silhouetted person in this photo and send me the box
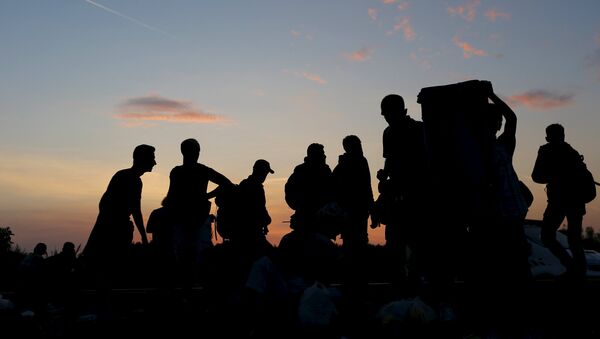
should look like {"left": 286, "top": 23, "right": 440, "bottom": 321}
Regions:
{"left": 46, "top": 242, "right": 78, "bottom": 321}
{"left": 532, "top": 123, "right": 587, "bottom": 278}
{"left": 83, "top": 144, "right": 155, "bottom": 273}
{"left": 234, "top": 159, "right": 275, "bottom": 260}
{"left": 47, "top": 242, "right": 77, "bottom": 291}
{"left": 332, "top": 135, "right": 373, "bottom": 297}
{"left": 80, "top": 144, "right": 155, "bottom": 326}
{"left": 164, "top": 138, "right": 231, "bottom": 290}
{"left": 285, "top": 143, "right": 333, "bottom": 232}
{"left": 146, "top": 197, "right": 177, "bottom": 287}
{"left": 17, "top": 242, "right": 48, "bottom": 314}
{"left": 379, "top": 94, "right": 428, "bottom": 290}
{"left": 479, "top": 82, "right": 530, "bottom": 281}
{"left": 468, "top": 82, "right": 532, "bottom": 335}
{"left": 239, "top": 212, "right": 342, "bottom": 339}
{"left": 48, "top": 242, "right": 77, "bottom": 274}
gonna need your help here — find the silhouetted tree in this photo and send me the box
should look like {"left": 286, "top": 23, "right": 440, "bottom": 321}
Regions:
{"left": 0, "top": 227, "right": 14, "bottom": 253}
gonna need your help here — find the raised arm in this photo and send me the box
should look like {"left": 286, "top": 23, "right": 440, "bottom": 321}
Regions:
{"left": 483, "top": 81, "right": 516, "bottom": 138}
{"left": 490, "top": 91, "right": 516, "bottom": 138}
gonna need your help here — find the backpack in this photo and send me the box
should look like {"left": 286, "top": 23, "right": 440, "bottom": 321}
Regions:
{"left": 574, "top": 155, "right": 597, "bottom": 204}
{"left": 214, "top": 184, "right": 241, "bottom": 240}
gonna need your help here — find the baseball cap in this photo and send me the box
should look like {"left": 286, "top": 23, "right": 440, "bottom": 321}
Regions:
{"left": 254, "top": 159, "right": 274, "bottom": 174}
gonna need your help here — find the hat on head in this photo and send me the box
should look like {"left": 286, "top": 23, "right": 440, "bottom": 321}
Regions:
{"left": 254, "top": 159, "right": 274, "bottom": 174}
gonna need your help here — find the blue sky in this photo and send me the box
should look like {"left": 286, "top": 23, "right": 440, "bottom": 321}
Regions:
{"left": 1, "top": 0, "right": 600, "bottom": 251}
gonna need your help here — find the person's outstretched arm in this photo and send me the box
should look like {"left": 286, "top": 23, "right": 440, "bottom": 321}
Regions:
{"left": 206, "top": 169, "right": 233, "bottom": 200}
{"left": 209, "top": 169, "right": 232, "bottom": 187}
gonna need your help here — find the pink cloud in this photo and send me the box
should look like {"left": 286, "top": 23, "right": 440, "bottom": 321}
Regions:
{"left": 447, "top": 0, "right": 480, "bottom": 22}
{"left": 344, "top": 47, "right": 373, "bottom": 62}
{"left": 301, "top": 72, "right": 326, "bottom": 85}
{"left": 453, "top": 36, "right": 487, "bottom": 58}
{"left": 368, "top": 8, "right": 378, "bottom": 21}
{"left": 485, "top": 9, "right": 511, "bottom": 22}
{"left": 285, "top": 70, "right": 327, "bottom": 85}
{"left": 507, "top": 90, "right": 574, "bottom": 110}
{"left": 388, "top": 17, "right": 416, "bottom": 41}
{"left": 290, "top": 30, "right": 301, "bottom": 37}
{"left": 382, "top": 0, "right": 396, "bottom": 4}
{"left": 116, "top": 94, "right": 226, "bottom": 125}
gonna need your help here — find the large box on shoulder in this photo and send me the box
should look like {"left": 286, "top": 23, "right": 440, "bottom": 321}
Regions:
{"left": 417, "top": 80, "right": 495, "bottom": 216}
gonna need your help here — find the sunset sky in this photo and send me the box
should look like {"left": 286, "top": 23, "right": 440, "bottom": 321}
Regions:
{"left": 1, "top": 0, "right": 600, "bottom": 252}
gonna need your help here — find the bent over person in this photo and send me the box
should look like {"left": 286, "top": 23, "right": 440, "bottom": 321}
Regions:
{"left": 83, "top": 144, "right": 156, "bottom": 270}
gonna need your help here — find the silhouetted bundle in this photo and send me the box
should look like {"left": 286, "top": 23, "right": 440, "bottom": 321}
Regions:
{"left": 573, "top": 154, "right": 596, "bottom": 204}
{"left": 418, "top": 79, "right": 495, "bottom": 215}
{"left": 214, "top": 184, "right": 241, "bottom": 240}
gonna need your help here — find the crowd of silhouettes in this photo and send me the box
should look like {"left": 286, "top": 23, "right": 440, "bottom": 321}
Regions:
{"left": 4, "top": 80, "right": 598, "bottom": 339}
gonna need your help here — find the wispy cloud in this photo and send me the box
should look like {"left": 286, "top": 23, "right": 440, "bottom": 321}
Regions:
{"left": 387, "top": 17, "right": 416, "bottom": 41}
{"left": 290, "top": 29, "right": 313, "bottom": 40}
{"left": 507, "top": 90, "right": 575, "bottom": 110}
{"left": 397, "top": 2, "right": 410, "bottom": 11}
{"left": 115, "top": 94, "right": 227, "bottom": 125}
{"left": 344, "top": 47, "right": 373, "bottom": 62}
{"left": 253, "top": 88, "right": 266, "bottom": 97}
{"left": 447, "top": 0, "right": 480, "bottom": 22}
{"left": 382, "top": 0, "right": 396, "bottom": 4}
{"left": 368, "top": 8, "right": 378, "bottom": 21}
{"left": 84, "top": 0, "right": 177, "bottom": 39}
{"left": 586, "top": 33, "right": 600, "bottom": 81}
{"left": 410, "top": 51, "right": 432, "bottom": 70}
{"left": 585, "top": 49, "right": 600, "bottom": 81}
{"left": 284, "top": 70, "right": 327, "bottom": 85}
{"left": 453, "top": 36, "right": 487, "bottom": 58}
{"left": 485, "top": 9, "right": 511, "bottom": 22}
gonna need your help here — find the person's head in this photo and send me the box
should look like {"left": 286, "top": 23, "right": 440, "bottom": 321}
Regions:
{"left": 33, "top": 242, "right": 47, "bottom": 256}
{"left": 62, "top": 242, "right": 75, "bottom": 255}
{"left": 181, "top": 138, "right": 200, "bottom": 163}
{"left": 252, "top": 159, "right": 274, "bottom": 182}
{"left": 545, "top": 123, "right": 565, "bottom": 143}
{"left": 381, "top": 94, "right": 407, "bottom": 126}
{"left": 133, "top": 144, "right": 156, "bottom": 173}
{"left": 342, "top": 135, "right": 363, "bottom": 155}
{"left": 306, "top": 143, "right": 326, "bottom": 165}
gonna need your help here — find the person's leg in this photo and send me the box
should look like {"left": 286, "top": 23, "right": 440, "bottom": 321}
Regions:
{"left": 566, "top": 211, "right": 586, "bottom": 277}
{"left": 385, "top": 222, "right": 408, "bottom": 295}
{"left": 541, "top": 204, "right": 572, "bottom": 269}
{"left": 342, "top": 218, "right": 369, "bottom": 298}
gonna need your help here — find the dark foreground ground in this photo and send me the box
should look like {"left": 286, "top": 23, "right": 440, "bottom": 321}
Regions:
{"left": 1, "top": 277, "right": 600, "bottom": 339}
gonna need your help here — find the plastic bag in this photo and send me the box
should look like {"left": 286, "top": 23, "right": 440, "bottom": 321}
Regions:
{"left": 297, "top": 281, "right": 338, "bottom": 328}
